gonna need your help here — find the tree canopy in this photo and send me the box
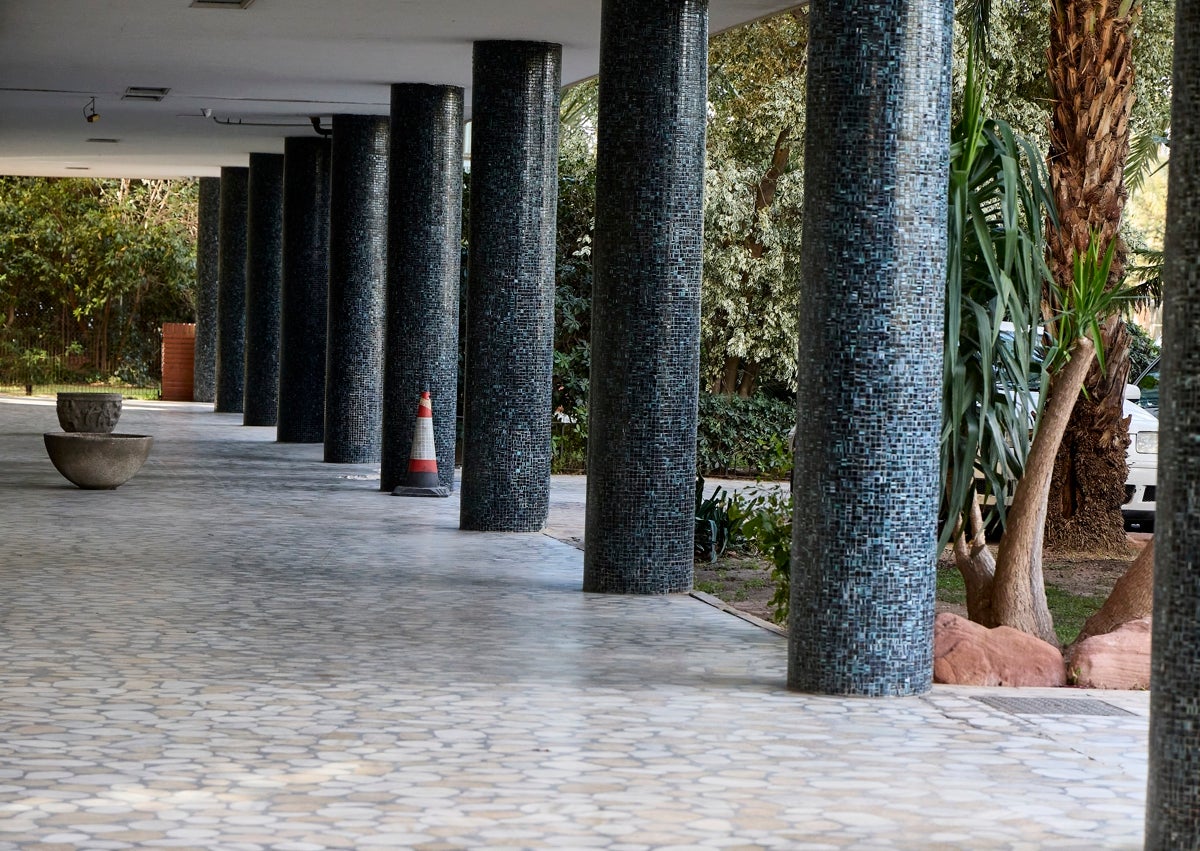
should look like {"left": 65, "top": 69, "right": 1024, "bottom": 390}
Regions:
{"left": 0, "top": 177, "right": 197, "bottom": 386}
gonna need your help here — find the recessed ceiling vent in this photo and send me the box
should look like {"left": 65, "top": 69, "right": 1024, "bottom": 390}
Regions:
{"left": 190, "top": 0, "right": 255, "bottom": 8}
{"left": 123, "top": 87, "right": 171, "bottom": 102}
{"left": 86, "top": 138, "right": 120, "bottom": 144}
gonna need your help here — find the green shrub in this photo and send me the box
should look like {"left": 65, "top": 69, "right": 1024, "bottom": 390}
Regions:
{"left": 696, "top": 393, "right": 794, "bottom": 479}
{"left": 725, "top": 488, "right": 793, "bottom": 624}
{"left": 694, "top": 476, "right": 743, "bottom": 562}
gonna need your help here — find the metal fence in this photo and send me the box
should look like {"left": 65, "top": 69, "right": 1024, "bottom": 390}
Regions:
{"left": 0, "top": 304, "right": 163, "bottom": 397}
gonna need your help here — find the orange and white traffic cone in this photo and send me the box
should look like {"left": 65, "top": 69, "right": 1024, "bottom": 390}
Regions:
{"left": 392, "top": 390, "right": 450, "bottom": 498}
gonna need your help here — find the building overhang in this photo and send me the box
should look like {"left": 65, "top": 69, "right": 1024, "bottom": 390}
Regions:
{"left": 0, "top": 0, "right": 802, "bottom": 179}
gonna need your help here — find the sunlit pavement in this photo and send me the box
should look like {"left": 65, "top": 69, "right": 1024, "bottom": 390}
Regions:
{"left": 0, "top": 396, "right": 1147, "bottom": 849}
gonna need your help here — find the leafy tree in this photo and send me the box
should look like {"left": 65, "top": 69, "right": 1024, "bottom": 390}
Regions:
{"left": 0, "top": 177, "right": 197, "bottom": 387}
{"left": 702, "top": 11, "right": 808, "bottom": 396}
{"left": 551, "top": 82, "right": 598, "bottom": 470}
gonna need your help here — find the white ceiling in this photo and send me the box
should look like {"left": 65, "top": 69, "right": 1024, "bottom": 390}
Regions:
{"left": 0, "top": 0, "right": 799, "bottom": 178}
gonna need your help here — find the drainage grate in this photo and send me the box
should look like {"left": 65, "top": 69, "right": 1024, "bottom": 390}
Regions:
{"left": 975, "top": 696, "right": 1135, "bottom": 717}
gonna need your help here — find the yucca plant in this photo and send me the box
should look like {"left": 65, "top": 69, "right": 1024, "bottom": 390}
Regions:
{"left": 942, "top": 45, "right": 1056, "bottom": 548}
{"left": 992, "top": 233, "right": 1131, "bottom": 644}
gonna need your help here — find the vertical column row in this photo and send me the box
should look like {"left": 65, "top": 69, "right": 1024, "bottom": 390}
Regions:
{"left": 325, "top": 115, "right": 389, "bottom": 464}
{"left": 1146, "top": 0, "right": 1200, "bottom": 844}
{"left": 243, "top": 152, "right": 285, "bottom": 427}
{"left": 381, "top": 85, "right": 464, "bottom": 493}
{"left": 787, "top": 0, "right": 952, "bottom": 696}
{"left": 278, "top": 137, "right": 332, "bottom": 443}
{"left": 460, "top": 41, "right": 561, "bottom": 531}
{"left": 214, "top": 166, "right": 248, "bottom": 414}
{"left": 192, "top": 177, "right": 220, "bottom": 404}
{"left": 583, "top": 0, "right": 709, "bottom": 594}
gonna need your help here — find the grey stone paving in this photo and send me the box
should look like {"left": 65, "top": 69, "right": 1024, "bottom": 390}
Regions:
{"left": 1, "top": 397, "right": 1147, "bottom": 849}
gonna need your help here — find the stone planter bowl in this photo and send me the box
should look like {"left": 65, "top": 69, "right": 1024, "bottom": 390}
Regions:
{"left": 56, "top": 392, "right": 123, "bottom": 433}
{"left": 43, "top": 432, "right": 153, "bottom": 490}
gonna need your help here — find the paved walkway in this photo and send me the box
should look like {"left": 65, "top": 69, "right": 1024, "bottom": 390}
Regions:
{"left": 0, "top": 397, "right": 1147, "bottom": 849}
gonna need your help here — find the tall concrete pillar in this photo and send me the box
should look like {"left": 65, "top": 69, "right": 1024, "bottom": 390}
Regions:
{"left": 243, "top": 152, "right": 285, "bottom": 426}
{"left": 325, "top": 115, "right": 388, "bottom": 463}
{"left": 582, "top": 0, "right": 707, "bottom": 593}
{"left": 381, "top": 85, "right": 463, "bottom": 492}
{"left": 215, "top": 166, "right": 248, "bottom": 414}
{"left": 1147, "top": 1, "right": 1200, "bottom": 843}
{"left": 787, "top": 0, "right": 951, "bottom": 695}
{"left": 460, "top": 41, "right": 561, "bottom": 531}
{"left": 277, "top": 137, "right": 332, "bottom": 443}
{"left": 193, "top": 177, "right": 220, "bottom": 403}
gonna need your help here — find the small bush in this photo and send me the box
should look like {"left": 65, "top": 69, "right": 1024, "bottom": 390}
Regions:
{"left": 697, "top": 393, "right": 794, "bottom": 479}
{"left": 725, "top": 488, "right": 793, "bottom": 624}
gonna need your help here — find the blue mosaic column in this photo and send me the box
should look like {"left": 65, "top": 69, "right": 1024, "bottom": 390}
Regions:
{"left": 192, "top": 177, "right": 220, "bottom": 403}
{"left": 243, "top": 152, "right": 285, "bottom": 427}
{"left": 277, "top": 137, "right": 331, "bottom": 443}
{"left": 582, "top": 0, "right": 707, "bottom": 593}
{"left": 460, "top": 41, "right": 561, "bottom": 531}
{"left": 381, "top": 85, "right": 463, "bottom": 493}
{"left": 1147, "top": 2, "right": 1200, "bottom": 843}
{"left": 787, "top": 0, "right": 951, "bottom": 696}
{"left": 214, "top": 166, "right": 248, "bottom": 414}
{"left": 325, "top": 115, "right": 388, "bottom": 464}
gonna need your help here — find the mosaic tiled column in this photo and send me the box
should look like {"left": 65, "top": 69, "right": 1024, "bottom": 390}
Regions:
{"left": 787, "top": 0, "right": 951, "bottom": 696}
{"left": 243, "top": 153, "right": 285, "bottom": 427}
{"left": 192, "top": 177, "right": 220, "bottom": 403}
{"left": 325, "top": 115, "right": 388, "bottom": 464}
{"left": 582, "top": 0, "right": 707, "bottom": 593}
{"left": 1147, "top": 2, "right": 1200, "bottom": 843}
{"left": 381, "top": 85, "right": 463, "bottom": 492}
{"left": 460, "top": 41, "right": 561, "bottom": 531}
{"left": 214, "top": 166, "right": 248, "bottom": 414}
{"left": 277, "top": 137, "right": 331, "bottom": 443}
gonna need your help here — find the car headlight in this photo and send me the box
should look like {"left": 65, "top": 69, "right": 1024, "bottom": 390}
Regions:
{"left": 1136, "top": 431, "right": 1158, "bottom": 454}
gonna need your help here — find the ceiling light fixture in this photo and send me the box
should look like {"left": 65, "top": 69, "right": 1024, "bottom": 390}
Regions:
{"left": 123, "top": 86, "right": 171, "bottom": 102}
{"left": 83, "top": 97, "right": 99, "bottom": 123}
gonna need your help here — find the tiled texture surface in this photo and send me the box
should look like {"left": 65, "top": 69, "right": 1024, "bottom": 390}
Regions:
{"left": 243, "top": 153, "right": 285, "bottom": 428}
{"left": 460, "top": 41, "right": 561, "bottom": 532}
{"left": 326, "top": 115, "right": 388, "bottom": 464}
{"left": 0, "top": 397, "right": 1151, "bottom": 848}
{"left": 382, "top": 85, "right": 463, "bottom": 492}
{"left": 788, "top": 0, "right": 951, "bottom": 696}
{"left": 192, "top": 177, "right": 220, "bottom": 404}
{"left": 1148, "top": 2, "right": 1200, "bottom": 844}
{"left": 277, "top": 137, "right": 332, "bottom": 444}
{"left": 215, "top": 166, "right": 248, "bottom": 415}
{"left": 584, "top": 0, "right": 707, "bottom": 594}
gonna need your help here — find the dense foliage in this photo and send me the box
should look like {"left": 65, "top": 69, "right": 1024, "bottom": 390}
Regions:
{"left": 696, "top": 393, "right": 794, "bottom": 478}
{"left": 0, "top": 177, "right": 197, "bottom": 388}
{"left": 702, "top": 12, "right": 807, "bottom": 396}
{"left": 550, "top": 83, "right": 598, "bottom": 472}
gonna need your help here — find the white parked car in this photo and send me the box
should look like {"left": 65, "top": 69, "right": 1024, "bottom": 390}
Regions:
{"left": 1124, "top": 358, "right": 1160, "bottom": 531}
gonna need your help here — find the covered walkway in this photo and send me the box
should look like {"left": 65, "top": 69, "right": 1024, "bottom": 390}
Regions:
{"left": 1, "top": 398, "right": 1147, "bottom": 848}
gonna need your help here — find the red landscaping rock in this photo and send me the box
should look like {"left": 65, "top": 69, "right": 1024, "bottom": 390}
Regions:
{"left": 933, "top": 612, "right": 1066, "bottom": 687}
{"left": 1067, "top": 618, "right": 1152, "bottom": 690}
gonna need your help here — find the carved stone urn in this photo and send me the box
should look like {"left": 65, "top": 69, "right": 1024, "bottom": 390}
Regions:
{"left": 56, "top": 392, "right": 123, "bottom": 433}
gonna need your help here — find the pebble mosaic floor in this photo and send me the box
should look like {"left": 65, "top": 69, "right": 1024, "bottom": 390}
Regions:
{"left": 0, "top": 397, "right": 1148, "bottom": 849}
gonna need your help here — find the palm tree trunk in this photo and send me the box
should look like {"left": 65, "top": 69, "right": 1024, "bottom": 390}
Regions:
{"left": 1043, "top": 0, "right": 1138, "bottom": 552}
